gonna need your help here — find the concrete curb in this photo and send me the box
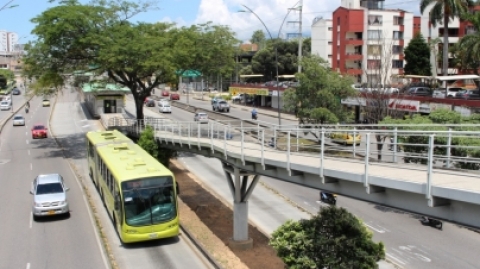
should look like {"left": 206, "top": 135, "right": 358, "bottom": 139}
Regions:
{"left": 48, "top": 95, "right": 116, "bottom": 269}
{"left": 178, "top": 216, "right": 225, "bottom": 269}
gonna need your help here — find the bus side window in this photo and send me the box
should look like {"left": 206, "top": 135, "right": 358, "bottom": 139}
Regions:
{"left": 106, "top": 169, "right": 110, "bottom": 188}
{"left": 88, "top": 141, "right": 94, "bottom": 158}
{"left": 108, "top": 173, "right": 113, "bottom": 192}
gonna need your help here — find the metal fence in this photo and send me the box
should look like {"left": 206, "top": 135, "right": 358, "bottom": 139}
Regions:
{"left": 108, "top": 118, "right": 480, "bottom": 177}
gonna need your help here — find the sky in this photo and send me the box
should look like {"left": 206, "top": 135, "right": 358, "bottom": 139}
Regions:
{"left": 0, "top": 0, "right": 422, "bottom": 44}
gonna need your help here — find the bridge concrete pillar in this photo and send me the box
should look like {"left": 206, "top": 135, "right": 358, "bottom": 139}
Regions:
{"left": 222, "top": 161, "right": 260, "bottom": 250}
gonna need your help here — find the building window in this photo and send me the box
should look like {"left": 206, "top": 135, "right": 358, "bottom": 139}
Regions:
{"left": 368, "top": 45, "right": 381, "bottom": 56}
{"left": 328, "top": 54, "right": 332, "bottom": 58}
{"left": 392, "top": 45, "right": 403, "bottom": 54}
{"left": 439, "top": 28, "right": 459, "bottom": 37}
{"left": 392, "top": 60, "right": 403, "bottom": 68}
{"left": 466, "top": 25, "right": 476, "bottom": 35}
{"left": 393, "top": 16, "right": 404, "bottom": 25}
{"left": 368, "top": 30, "right": 381, "bottom": 39}
{"left": 367, "top": 60, "right": 381, "bottom": 69}
{"left": 393, "top": 31, "right": 403, "bottom": 40}
{"left": 368, "top": 15, "right": 383, "bottom": 25}
{"left": 328, "top": 27, "right": 333, "bottom": 31}
{"left": 328, "top": 41, "right": 332, "bottom": 45}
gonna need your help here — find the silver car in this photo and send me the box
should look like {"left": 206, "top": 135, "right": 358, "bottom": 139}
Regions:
{"left": 194, "top": 112, "right": 209, "bottom": 124}
{"left": 30, "top": 174, "right": 70, "bottom": 220}
{"left": 0, "top": 100, "right": 11, "bottom": 111}
{"left": 12, "top": 114, "right": 25, "bottom": 126}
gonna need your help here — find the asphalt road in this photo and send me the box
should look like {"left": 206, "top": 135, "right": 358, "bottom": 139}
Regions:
{"left": 0, "top": 96, "right": 107, "bottom": 269}
{"left": 0, "top": 93, "right": 29, "bottom": 125}
{"left": 137, "top": 97, "right": 480, "bottom": 269}
{"left": 53, "top": 89, "right": 213, "bottom": 269}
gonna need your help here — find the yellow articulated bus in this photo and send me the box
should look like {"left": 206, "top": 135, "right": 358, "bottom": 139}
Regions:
{"left": 86, "top": 130, "right": 179, "bottom": 243}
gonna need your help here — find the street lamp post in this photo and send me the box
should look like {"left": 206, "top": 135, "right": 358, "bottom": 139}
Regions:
{"left": 0, "top": 0, "right": 18, "bottom": 12}
{"left": 239, "top": 2, "right": 302, "bottom": 126}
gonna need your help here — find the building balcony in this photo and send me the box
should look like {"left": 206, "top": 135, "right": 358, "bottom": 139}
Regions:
{"left": 345, "top": 53, "right": 363, "bottom": 61}
{"left": 345, "top": 38, "right": 363, "bottom": 45}
{"left": 346, "top": 68, "right": 363, "bottom": 75}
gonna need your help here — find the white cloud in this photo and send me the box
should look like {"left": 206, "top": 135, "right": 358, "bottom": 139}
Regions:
{"left": 194, "top": 0, "right": 421, "bottom": 42}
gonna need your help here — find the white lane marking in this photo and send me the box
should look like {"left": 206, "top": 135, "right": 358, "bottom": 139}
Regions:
{"left": 80, "top": 119, "right": 88, "bottom": 122}
{"left": 29, "top": 212, "right": 32, "bottom": 228}
{"left": 26, "top": 263, "right": 30, "bottom": 269}
{"left": 28, "top": 150, "right": 30, "bottom": 155}
{"left": 25, "top": 131, "right": 27, "bottom": 136}
{"left": 26, "top": 140, "right": 29, "bottom": 144}
{"left": 364, "top": 223, "right": 386, "bottom": 233}
{"left": 30, "top": 163, "right": 32, "bottom": 170}
{"left": 386, "top": 253, "right": 406, "bottom": 265}
{"left": 82, "top": 124, "right": 89, "bottom": 128}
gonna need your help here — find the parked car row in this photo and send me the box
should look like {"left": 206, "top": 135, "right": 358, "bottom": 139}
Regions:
{"left": 353, "top": 84, "right": 480, "bottom": 100}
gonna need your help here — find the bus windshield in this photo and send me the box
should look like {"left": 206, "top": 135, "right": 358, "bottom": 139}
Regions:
{"left": 122, "top": 177, "right": 177, "bottom": 226}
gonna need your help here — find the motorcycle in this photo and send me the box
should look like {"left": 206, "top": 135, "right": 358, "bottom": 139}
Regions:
{"left": 252, "top": 113, "right": 258, "bottom": 120}
{"left": 25, "top": 107, "right": 29, "bottom": 113}
{"left": 420, "top": 216, "right": 443, "bottom": 230}
{"left": 320, "top": 191, "right": 337, "bottom": 205}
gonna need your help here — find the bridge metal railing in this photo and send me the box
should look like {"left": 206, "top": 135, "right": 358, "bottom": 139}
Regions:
{"left": 108, "top": 118, "right": 480, "bottom": 177}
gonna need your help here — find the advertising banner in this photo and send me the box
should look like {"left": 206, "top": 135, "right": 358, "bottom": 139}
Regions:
{"left": 229, "top": 87, "right": 269, "bottom": 96}
{"left": 388, "top": 99, "right": 420, "bottom": 112}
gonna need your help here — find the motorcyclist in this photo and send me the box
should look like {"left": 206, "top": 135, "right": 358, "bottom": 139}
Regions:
{"left": 251, "top": 107, "right": 258, "bottom": 120}
{"left": 25, "top": 101, "right": 30, "bottom": 113}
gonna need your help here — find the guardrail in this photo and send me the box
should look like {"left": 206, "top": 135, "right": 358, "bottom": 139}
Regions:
{"left": 108, "top": 118, "right": 480, "bottom": 175}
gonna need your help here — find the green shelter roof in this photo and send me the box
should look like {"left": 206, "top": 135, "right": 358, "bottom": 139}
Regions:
{"left": 82, "top": 82, "right": 130, "bottom": 94}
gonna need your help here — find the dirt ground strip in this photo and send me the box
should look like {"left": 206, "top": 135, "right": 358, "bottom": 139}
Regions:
{"left": 171, "top": 161, "right": 285, "bottom": 269}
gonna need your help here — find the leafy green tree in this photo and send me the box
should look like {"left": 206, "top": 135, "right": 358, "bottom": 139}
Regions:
{"left": 420, "top": 0, "right": 472, "bottom": 76}
{"left": 137, "top": 125, "right": 177, "bottom": 167}
{"left": 251, "top": 38, "right": 311, "bottom": 80}
{"left": 457, "top": 11, "right": 480, "bottom": 73}
{"left": 270, "top": 206, "right": 385, "bottom": 269}
{"left": 250, "top": 30, "right": 266, "bottom": 50}
{"left": 23, "top": 0, "right": 183, "bottom": 120}
{"left": 404, "top": 33, "right": 432, "bottom": 76}
{"left": 0, "top": 69, "right": 14, "bottom": 81}
{"left": 282, "top": 55, "right": 355, "bottom": 125}
{"left": 137, "top": 125, "right": 159, "bottom": 158}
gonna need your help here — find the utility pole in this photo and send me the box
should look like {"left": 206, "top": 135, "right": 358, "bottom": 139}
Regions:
{"left": 286, "top": 0, "right": 303, "bottom": 73}
{"left": 297, "top": 0, "right": 303, "bottom": 73}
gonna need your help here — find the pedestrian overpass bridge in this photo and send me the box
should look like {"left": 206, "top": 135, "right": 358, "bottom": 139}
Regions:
{"left": 108, "top": 118, "right": 480, "bottom": 248}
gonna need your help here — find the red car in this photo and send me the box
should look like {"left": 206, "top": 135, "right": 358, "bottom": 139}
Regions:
{"left": 170, "top": 93, "right": 180, "bottom": 100}
{"left": 162, "top": 90, "right": 170, "bottom": 97}
{"left": 31, "top": 124, "right": 48, "bottom": 139}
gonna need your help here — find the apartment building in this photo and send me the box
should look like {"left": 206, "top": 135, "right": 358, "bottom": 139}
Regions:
{"left": 311, "top": 0, "right": 421, "bottom": 85}
{"left": 0, "top": 30, "right": 20, "bottom": 70}
{"left": 311, "top": 18, "right": 333, "bottom": 66}
{"left": 420, "top": 5, "right": 480, "bottom": 75}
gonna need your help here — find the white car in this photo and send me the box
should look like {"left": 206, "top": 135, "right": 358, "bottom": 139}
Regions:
{"left": 12, "top": 114, "right": 25, "bottom": 126}
{"left": 194, "top": 112, "right": 209, "bottom": 124}
{"left": 0, "top": 100, "right": 11, "bottom": 111}
{"left": 159, "top": 103, "right": 172, "bottom": 113}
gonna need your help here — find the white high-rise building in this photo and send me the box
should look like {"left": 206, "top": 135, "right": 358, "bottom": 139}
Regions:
{"left": 7, "top": 32, "right": 18, "bottom": 52}
{"left": 0, "top": 30, "right": 19, "bottom": 52}
{"left": 0, "top": 30, "right": 8, "bottom": 53}
{"left": 311, "top": 18, "right": 333, "bottom": 66}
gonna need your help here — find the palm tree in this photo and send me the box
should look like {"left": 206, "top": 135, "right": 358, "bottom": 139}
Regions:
{"left": 457, "top": 12, "right": 480, "bottom": 74}
{"left": 420, "top": 0, "right": 473, "bottom": 76}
